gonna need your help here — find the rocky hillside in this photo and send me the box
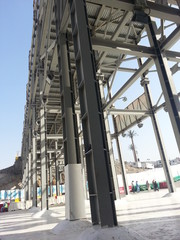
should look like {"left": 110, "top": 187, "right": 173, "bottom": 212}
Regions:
{"left": 0, "top": 158, "right": 22, "bottom": 191}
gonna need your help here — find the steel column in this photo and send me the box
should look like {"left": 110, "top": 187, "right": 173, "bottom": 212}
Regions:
{"left": 49, "top": 153, "right": 53, "bottom": 197}
{"left": 40, "top": 101, "right": 48, "bottom": 210}
{"left": 32, "top": 106, "right": 37, "bottom": 207}
{"left": 141, "top": 78, "right": 176, "bottom": 193}
{"left": 114, "top": 133, "right": 129, "bottom": 195}
{"left": 106, "top": 80, "right": 129, "bottom": 196}
{"left": 146, "top": 18, "right": 180, "bottom": 154}
{"left": 28, "top": 127, "right": 32, "bottom": 200}
{"left": 25, "top": 160, "right": 28, "bottom": 201}
{"left": 32, "top": 134, "right": 37, "bottom": 206}
{"left": 99, "top": 78, "right": 120, "bottom": 199}
{"left": 28, "top": 151, "right": 32, "bottom": 200}
{"left": 22, "top": 170, "right": 26, "bottom": 202}
{"left": 54, "top": 16, "right": 85, "bottom": 217}
{"left": 69, "top": 0, "right": 117, "bottom": 227}
{"left": 77, "top": 113, "right": 88, "bottom": 200}
{"left": 55, "top": 141, "right": 60, "bottom": 197}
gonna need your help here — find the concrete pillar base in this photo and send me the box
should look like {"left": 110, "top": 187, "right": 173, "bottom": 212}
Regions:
{"left": 65, "top": 164, "right": 86, "bottom": 220}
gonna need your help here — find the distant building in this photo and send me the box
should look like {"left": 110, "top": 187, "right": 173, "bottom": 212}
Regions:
{"left": 154, "top": 158, "right": 180, "bottom": 167}
{"left": 128, "top": 161, "right": 154, "bottom": 169}
{"left": 169, "top": 158, "right": 180, "bottom": 166}
{"left": 154, "top": 160, "right": 162, "bottom": 168}
{"left": 125, "top": 158, "right": 180, "bottom": 169}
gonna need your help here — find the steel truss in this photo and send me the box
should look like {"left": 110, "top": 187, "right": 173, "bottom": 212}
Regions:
{"left": 21, "top": 0, "right": 180, "bottom": 227}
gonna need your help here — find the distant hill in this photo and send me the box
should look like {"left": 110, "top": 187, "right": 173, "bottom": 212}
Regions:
{"left": 0, "top": 157, "right": 22, "bottom": 191}
{"left": 0, "top": 158, "right": 145, "bottom": 191}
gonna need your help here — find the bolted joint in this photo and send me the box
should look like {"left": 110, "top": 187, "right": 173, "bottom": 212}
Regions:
{"left": 141, "top": 77, "right": 150, "bottom": 86}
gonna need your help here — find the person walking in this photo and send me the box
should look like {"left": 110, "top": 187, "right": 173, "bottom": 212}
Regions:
{"left": 154, "top": 181, "right": 159, "bottom": 191}
{"left": 146, "top": 180, "right": 150, "bottom": 191}
{"left": 136, "top": 181, "right": 140, "bottom": 192}
{"left": 152, "top": 179, "right": 155, "bottom": 191}
{"left": 131, "top": 181, "right": 135, "bottom": 193}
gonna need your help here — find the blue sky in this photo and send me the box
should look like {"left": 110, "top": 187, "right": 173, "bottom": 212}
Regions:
{"left": 0, "top": 1, "right": 179, "bottom": 170}
{"left": 0, "top": 1, "right": 33, "bottom": 169}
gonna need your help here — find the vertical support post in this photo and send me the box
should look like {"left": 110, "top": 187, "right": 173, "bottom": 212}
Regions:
{"left": 32, "top": 135, "right": 37, "bottom": 206}
{"left": 55, "top": 1, "right": 86, "bottom": 218}
{"left": 115, "top": 133, "right": 129, "bottom": 195}
{"left": 32, "top": 106, "right": 37, "bottom": 207}
{"left": 106, "top": 80, "right": 129, "bottom": 195}
{"left": 146, "top": 17, "right": 180, "bottom": 153}
{"left": 68, "top": 0, "right": 117, "bottom": 227}
{"left": 25, "top": 160, "right": 28, "bottom": 201}
{"left": 55, "top": 141, "right": 60, "bottom": 197}
{"left": 40, "top": 100, "right": 48, "bottom": 210}
{"left": 98, "top": 77, "right": 120, "bottom": 199}
{"left": 22, "top": 169, "right": 26, "bottom": 202}
{"left": 77, "top": 113, "right": 88, "bottom": 200}
{"left": 141, "top": 78, "right": 176, "bottom": 193}
{"left": 49, "top": 152, "right": 53, "bottom": 197}
{"left": 28, "top": 151, "right": 32, "bottom": 200}
{"left": 28, "top": 127, "right": 32, "bottom": 200}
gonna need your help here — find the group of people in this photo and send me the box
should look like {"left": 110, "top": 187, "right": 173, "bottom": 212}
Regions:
{"left": 152, "top": 180, "right": 159, "bottom": 191}
{"left": 131, "top": 179, "right": 159, "bottom": 193}
{"left": 131, "top": 180, "right": 140, "bottom": 193}
{"left": 146, "top": 180, "right": 159, "bottom": 191}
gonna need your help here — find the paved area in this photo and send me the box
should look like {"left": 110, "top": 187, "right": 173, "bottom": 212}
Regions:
{"left": 117, "top": 189, "right": 180, "bottom": 240}
{"left": 0, "top": 188, "right": 180, "bottom": 239}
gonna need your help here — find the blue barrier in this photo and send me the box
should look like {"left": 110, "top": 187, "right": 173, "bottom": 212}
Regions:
{"left": 0, "top": 185, "right": 65, "bottom": 200}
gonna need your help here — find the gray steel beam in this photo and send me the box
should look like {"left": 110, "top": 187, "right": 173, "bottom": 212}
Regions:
{"left": 77, "top": 113, "right": 89, "bottom": 200}
{"left": 69, "top": 0, "right": 117, "bottom": 227}
{"left": 146, "top": 17, "right": 180, "bottom": 154}
{"left": 28, "top": 127, "right": 32, "bottom": 200}
{"left": 32, "top": 135, "right": 37, "bottom": 206}
{"left": 108, "top": 109, "right": 149, "bottom": 115}
{"left": 115, "top": 133, "right": 129, "bottom": 195}
{"left": 40, "top": 101, "right": 48, "bottom": 210}
{"left": 59, "top": 0, "right": 70, "bottom": 33}
{"left": 106, "top": 80, "right": 129, "bottom": 196}
{"left": 25, "top": 160, "right": 28, "bottom": 201}
{"left": 141, "top": 78, "right": 176, "bottom": 192}
{"left": 160, "top": 25, "right": 180, "bottom": 50}
{"left": 92, "top": 37, "right": 155, "bottom": 58}
{"left": 55, "top": 0, "right": 86, "bottom": 218}
{"left": 32, "top": 106, "right": 37, "bottom": 207}
{"left": 97, "top": 11, "right": 132, "bottom": 67}
{"left": 104, "top": 58, "right": 154, "bottom": 110}
{"left": 165, "top": 50, "right": 180, "bottom": 63}
{"left": 87, "top": 0, "right": 180, "bottom": 23}
{"left": 22, "top": 172, "right": 26, "bottom": 201}
{"left": 99, "top": 79, "right": 120, "bottom": 200}
{"left": 37, "top": 134, "right": 63, "bottom": 140}
{"left": 104, "top": 24, "right": 180, "bottom": 111}
{"left": 28, "top": 151, "right": 32, "bottom": 200}
{"left": 49, "top": 153, "right": 53, "bottom": 197}
{"left": 55, "top": 141, "right": 60, "bottom": 197}
{"left": 58, "top": 34, "right": 79, "bottom": 165}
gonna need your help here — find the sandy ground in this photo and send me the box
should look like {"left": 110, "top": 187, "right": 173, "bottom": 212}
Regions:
{"left": 0, "top": 188, "right": 180, "bottom": 240}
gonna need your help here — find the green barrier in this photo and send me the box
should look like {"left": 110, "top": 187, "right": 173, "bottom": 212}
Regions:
{"left": 140, "top": 185, "right": 147, "bottom": 191}
{"left": 174, "top": 176, "right": 180, "bottom": 182}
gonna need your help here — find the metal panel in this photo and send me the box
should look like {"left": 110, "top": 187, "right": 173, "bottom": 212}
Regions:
{"left": 115, "top": 93, "right": 148, "bottom": 133}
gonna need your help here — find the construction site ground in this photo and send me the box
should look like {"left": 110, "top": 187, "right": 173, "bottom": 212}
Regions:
{"left": 0, "top": 187, "right": 180, "bottom": 240}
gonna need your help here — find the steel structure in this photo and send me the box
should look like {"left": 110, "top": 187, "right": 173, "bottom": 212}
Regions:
{"left": 21, "top": 0, "right": 180, "bottom": 227}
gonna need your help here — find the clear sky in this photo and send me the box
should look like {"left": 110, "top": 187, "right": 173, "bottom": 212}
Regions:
{"left": 0, "top": 1, "right": 33, "bottom": 169}
{"left": 0, "top": 1, "right": 179, "bottom": 170}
